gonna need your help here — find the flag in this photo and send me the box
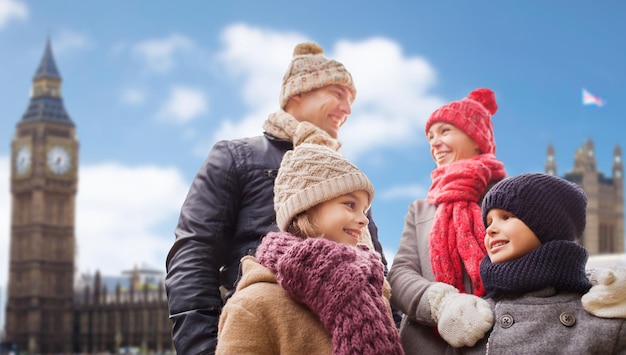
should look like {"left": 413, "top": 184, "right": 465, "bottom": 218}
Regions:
{"left": 582, "top": 88, "right": 605, "bottom": 107}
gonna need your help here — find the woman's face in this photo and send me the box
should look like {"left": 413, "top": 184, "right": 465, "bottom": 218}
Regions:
{"left": 427, "top": 122, "right": 480, "bottom": 167}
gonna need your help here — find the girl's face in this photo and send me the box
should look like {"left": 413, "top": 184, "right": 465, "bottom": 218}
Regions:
{"left": 427, "top": 122, "right": 480, "bottom": 167}
{"left": 484, "top": 208, "right": 542, "bottom": 263}
{"left": 308, "top": 190, "right": 370, "bottom": 246}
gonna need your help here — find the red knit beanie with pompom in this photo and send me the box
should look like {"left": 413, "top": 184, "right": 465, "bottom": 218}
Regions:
{"left": 425, "top": 88, "right": 498, "bottom": 154}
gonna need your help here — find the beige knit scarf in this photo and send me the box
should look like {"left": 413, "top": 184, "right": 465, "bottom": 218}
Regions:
{"left": 263, "top": 109, "right": 342, "bottom": 150}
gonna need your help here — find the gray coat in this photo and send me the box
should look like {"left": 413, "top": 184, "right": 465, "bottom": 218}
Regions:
{"left": 454, "top": 288, "right": 626, "bottom": 354}
{"left": 388, "top": 199, "right": 476, "bottom": 354}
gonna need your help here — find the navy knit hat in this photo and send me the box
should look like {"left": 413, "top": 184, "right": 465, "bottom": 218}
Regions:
{"left": 482, "top": 173, "right": 587, "bottom": 244}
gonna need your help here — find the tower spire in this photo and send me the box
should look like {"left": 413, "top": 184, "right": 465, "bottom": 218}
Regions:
{"left": 614, "top": 144, "right": 623, "bottom": 181}
{"left": 545, "top": 143, "right": 557, "bottom": 176}
{"left": 34, "top": 37, "right": 61, "bottom": 80}
{"left": 19, "top": 38, "right": 73, "bottom": 126}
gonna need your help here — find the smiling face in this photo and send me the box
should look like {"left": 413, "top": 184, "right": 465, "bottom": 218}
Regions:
{"left": 287, "top": 84, "right": 353, "bottom": 138}
{"left": 308, "top": 190, "right": 370, "bottom": 246}
{"left": 427, "top": 122, "right": 481, "bottom": 167}
{"left": 484, "top": 208, "right": 542, "bottom": 263}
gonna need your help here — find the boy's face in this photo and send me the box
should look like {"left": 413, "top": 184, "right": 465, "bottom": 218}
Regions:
{"left": 484, "top": 208, "right": 542, "bottom": 263}
{"left": 308, "top": 190, "right": 369, "bottom": 246}
{"left": 289, "top": 84, "right": 353, "bottom": 139}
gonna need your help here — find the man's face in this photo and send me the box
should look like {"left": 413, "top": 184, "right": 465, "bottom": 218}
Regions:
{"left": 290, "top": 84, "right": 353, "bottom": 138}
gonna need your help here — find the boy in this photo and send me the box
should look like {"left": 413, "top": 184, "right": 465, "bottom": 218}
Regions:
{"left": 455, "top": 173, "right": 626, "bottom": 353}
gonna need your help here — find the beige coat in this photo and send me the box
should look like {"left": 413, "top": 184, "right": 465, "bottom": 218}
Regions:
{"left": 217, "top": 256, "right": 332, "bottom": 354}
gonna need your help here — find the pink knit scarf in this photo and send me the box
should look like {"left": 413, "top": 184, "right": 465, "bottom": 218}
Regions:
{"left": 256, "top": 232, "right": 404, "bottom": 355}
{"left": 427, "top": 154, "right": 506, "bottom": 296}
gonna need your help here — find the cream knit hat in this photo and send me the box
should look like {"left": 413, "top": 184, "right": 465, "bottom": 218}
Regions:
{"left": 279, "top": 42, "right": 356, "bottom": 109}
{"left": 274, "top": 143, "right": 374, "bottom": 231}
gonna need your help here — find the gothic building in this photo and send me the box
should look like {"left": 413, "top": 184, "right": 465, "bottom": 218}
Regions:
{"left": 545, "top": 140, "right": 624, "bottom": 254}
{"left": 6, "top": 40, "right": 171, "bottom": 354}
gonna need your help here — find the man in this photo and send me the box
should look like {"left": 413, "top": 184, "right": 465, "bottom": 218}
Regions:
{"left": 165, "top": 41, "right": 388, "bottom": 354}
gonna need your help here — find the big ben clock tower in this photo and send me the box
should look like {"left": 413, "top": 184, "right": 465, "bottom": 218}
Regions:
{"left": 7, "top": 39, "right": 78, "bottom": 353}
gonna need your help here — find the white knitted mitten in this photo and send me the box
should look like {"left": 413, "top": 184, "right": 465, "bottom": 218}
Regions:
{"left": 582, "top": 267, "right": 626, "bottom": 318}
{"left": 427, "top": 282, "right": 494, "bottom": 348}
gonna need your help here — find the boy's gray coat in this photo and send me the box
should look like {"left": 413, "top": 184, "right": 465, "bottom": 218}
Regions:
{"left": 454, "top": 288, "right": 626, "bottom": 354}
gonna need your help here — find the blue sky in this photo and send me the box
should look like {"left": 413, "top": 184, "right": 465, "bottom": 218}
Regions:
{"left": 1, "top": 0, "right": 625, "bottom": 304}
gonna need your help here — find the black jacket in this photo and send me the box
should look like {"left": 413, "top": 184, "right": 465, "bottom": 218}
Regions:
{"left": 165, "top": 133, "right": 386, "bottom": 354}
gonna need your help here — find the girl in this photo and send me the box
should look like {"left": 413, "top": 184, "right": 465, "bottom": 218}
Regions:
{"left": 216, "top": 136, "right": 403, "bottom": 355}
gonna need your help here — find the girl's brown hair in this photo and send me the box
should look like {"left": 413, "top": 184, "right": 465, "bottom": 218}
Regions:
{"left": 287, "top": 212, "right": 322, "bottom": 239}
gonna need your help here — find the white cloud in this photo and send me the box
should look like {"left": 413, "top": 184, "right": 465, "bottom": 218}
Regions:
{"left": 332, "top": 38, "right": 445, "bottom": 160}
{"left": 120, "top": 87, "right": 146, "bottom": 105}
{"left": 0, "top": 0, "right": 27, "bottom": 29}
{"left": 0, "top": 159, "right": 189, "bottom": 288}
{"left": 53, "top": 29, "right": 93, "bottom": 54}
{"left": 132, "top": 33, "right": 195, "bottom": 72}
{"left": 157, "top": 85, "right": 209, "bottom": 123}
{"left": 210, "top": 24, "right": 445, "bottom": 162}
{"left": 209, "top": 24, "right": 307, "bottom": 143}
{"left": 383, "top": 247, "right": 396, "bottom": 269}
{"left": 218, "top": 23, "right": 305, "bottom": 109}
{"left": 379, "top": 183, "right": 428, "bottom": 201}
{"left": 75, "top": 163, "right": 189, "bottom": 276}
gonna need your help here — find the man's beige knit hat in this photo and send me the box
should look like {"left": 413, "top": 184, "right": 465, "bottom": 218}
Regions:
{"left": 279, "top": 42, "right": 356, "bottom": 109}
{"left": 274, "top": 143, "right": 374, "bottom": 232}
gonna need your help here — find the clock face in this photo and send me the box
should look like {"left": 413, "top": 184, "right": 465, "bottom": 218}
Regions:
{"left": 47, "top": 146, "right": 71, "bottom": 175}
{"left": 15, "top": 146, "right": 32, "bottom": 175}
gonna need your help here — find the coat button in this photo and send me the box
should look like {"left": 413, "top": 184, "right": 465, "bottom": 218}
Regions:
{"left": 499, "top": 314, "right": 514, "bottom": 328}
{"left": 559, "top": 312, "right": 576, "bottom": 327}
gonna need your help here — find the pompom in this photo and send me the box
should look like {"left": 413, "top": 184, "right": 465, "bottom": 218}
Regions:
{"left": 293, "top": 42, "right": 324, "bottom": 56}
{"left": 468, "top": 88, "right": 498, "bottom": 115}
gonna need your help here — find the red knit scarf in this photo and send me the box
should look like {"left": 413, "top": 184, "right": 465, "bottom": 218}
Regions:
{"left": 427, "top": 154, "right": 506, "bottom": 296}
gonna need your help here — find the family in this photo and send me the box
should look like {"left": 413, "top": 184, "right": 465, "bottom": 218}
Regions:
{"left": 165, "top": 41, "right": 626, "bottom": 354}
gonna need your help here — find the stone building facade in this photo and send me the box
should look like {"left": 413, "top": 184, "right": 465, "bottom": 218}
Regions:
{"left": 545, "top": 140, "right": 624, "bottom": 254}
{"left": 73, "top": 269, "right": 171, "bottom": 353}
{"left": 5, "top": 39, "right": 171, "bottom": 354}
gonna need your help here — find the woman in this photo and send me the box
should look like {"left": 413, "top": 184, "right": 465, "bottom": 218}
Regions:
{"left": 388, "top": 88, "right": 506, "bottom": 353}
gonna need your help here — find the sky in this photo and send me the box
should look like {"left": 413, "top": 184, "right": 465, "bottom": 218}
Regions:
{"left": 1, "top": 0, "right": 625, "bottom": 324}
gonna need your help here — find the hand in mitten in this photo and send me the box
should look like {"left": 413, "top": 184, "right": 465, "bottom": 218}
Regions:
{"left": 427, "top": 282, "right": 494, "bottom": 348}
{"left": 582, "top": 267, "right": 626, "bottom": 318}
